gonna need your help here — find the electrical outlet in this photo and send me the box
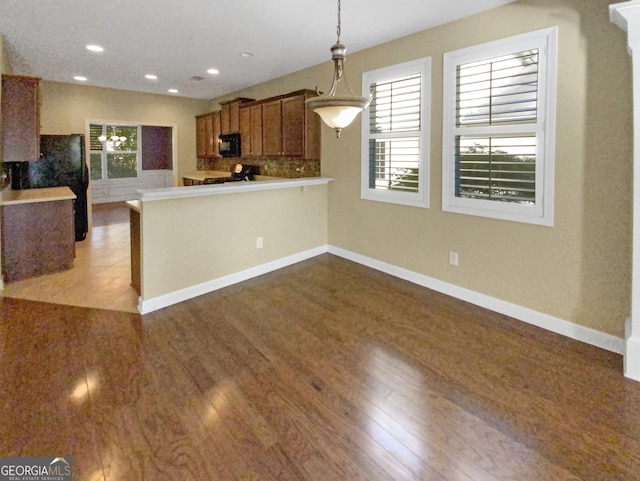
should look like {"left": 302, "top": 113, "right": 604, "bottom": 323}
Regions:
{"left": 449, "top": 251, "right": 459, "bottom": 266}
{"left": 256, "top": 237, "right": 263, "bottom": 249}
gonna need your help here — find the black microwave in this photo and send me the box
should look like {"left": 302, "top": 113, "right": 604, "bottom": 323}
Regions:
{"left": 218, "top": 133, "right": 241, "bottom": 157}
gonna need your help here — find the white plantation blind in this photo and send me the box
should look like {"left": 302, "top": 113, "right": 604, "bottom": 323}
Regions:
{"left": 369, "top": 74, "right": 421, "bottom": 133}
{"left": 456, "top": 50, "right": 539, "bottom": 127}
{"left": 361, "top": 58, "right": 430, "bottom": 208}
{"left": 454, "top": 49, "right": 539, "bottom": 204}
{"left": 442, "top": 27, "right": 557, "bottom": 225}
{"left": 368, "top": 74, "right": 422, "bottom": 193}
{"left": 455, "top": 134, "right": 536, "bottom": 203}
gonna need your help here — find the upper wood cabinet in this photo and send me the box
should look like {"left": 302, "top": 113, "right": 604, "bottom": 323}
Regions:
{"left": 262, "top": 100, "right": 283, "bottom": 157}
{"left": 240, "top": 104, "right": 263, "bottom": 158}
{"left": 239, "top": 89, "right": 321, "bottom": 159}
{"left": 282, "top": 94, "right": 309, "bottom": 157}
{"left": 196, "top": 115, "right": 206, "bottom": 157}
{"left": 197, "top": 98, "right": 253, "bottom": 158}
{"left": 1, "top": 75, "right": 40, "bottom": 163}
{"left": 212, "top": 111, "right": 221, "bottom": 157}
{"left": 195, "top": 111, "right": 221, "bottom": 158}
{"left": 220, "top": 97, "right": 254, "bottom": 135}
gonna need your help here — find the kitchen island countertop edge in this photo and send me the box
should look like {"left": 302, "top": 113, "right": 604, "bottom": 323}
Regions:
{"left": 136, "top": 177, "right": 334, "bottom": 202}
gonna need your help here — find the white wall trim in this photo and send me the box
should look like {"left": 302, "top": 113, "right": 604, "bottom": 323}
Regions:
{"left": 139, "top": 242, "right": 624, "bottom": 355}
{"left": 611, "top": 0, "right": 640, "bottom": 381}
{"left": 328, "top": 246, "right": 625, "bottom": 355}
{"left": 139, "top": 245, "right": 329, "bottom": 315}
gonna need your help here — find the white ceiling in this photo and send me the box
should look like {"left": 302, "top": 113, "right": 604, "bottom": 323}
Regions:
{"left": 0, "top": 0, "right": 516, "bottom": 100}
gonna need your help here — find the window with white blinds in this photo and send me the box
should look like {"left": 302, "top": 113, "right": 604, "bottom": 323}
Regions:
{"left": 362, "top": 57, "right": 431, "bottom": 208}
{"left": 442, "top": 28, "right": 557, "bottom": 226}
{"left": 89, "top": 124, "right": 140, "bottom": 181}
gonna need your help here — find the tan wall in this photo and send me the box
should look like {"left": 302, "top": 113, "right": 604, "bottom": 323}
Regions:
{"left": 39, "top": 81, "right": 211, "bottom": 177}
{"left": 0, "top": 33, "right": 10, "bottom": 75}
{"left": 141, "top": 184, "right": 328, "bottom": 300}
{"left": 211, "top": 0, "right": 633, "bottom": 337}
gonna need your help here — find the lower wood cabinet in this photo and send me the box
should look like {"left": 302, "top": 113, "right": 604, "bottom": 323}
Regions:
{"left": 129, "top": 207, "right": 141, "bottom": 294}
{"left": 1, "top": 199, "right": 75, "bottom": 282}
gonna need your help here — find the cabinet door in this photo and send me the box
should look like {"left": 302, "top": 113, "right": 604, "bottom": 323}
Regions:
{"left": 212, "top": 111, "right": 221, "bottom": 156}
{"left": 229, "top": 101, "right": 241, "bottom": 133}
{"left": 204, "top": 114, "right": 214, "bottom": 157}
{"left": 1, "top": 75, "right": 40, "bottom": 163}
{"left": 250, "top": 105, "right": 263, "bottom": 157}
{"left": 221, "top": 103, "right": 231, "bottom": 135}
{"left": 240, "top": 104, "right": 263, "bottom": 157}
{"left": 263, "top": 100, "right": 282, "bottom": 156}
{"left": 282, "top": 95, "right": 305, "bottom": 157}
{"left": 196, "top": 116, "right": 207, "bottom": 157}
{"left": 240, "top": 107, "right": 251, "bottom": 156}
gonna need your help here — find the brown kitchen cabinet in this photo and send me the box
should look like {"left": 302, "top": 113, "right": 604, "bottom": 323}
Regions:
{"left": 196, "top": 114, "right": 208, "bottom": 158}
{"left": 282, "top": 94, "right": 309, "bottom": 157}
{"left": 212, "top": 111, "right": 221, "bottom": 156}
{"left": 1, "top": 188, "right": 76, "bottom": 282}
{"left": 1, "top": 74, "right": 40, "bottom": 163}
{"left": 238, "top": 89, "right": 320, "bottom": 160}
{"left": 220, "top": 98, "right": 253, "bottom": 134}
{"left": 195, "top": 111, "right": 221, "bottom": 158}
{"left": 129, "top": 206, "right": 141, "bottom": 294}
{"left": 262, "top": 99, "right": 283, "bottom": 156}
{"left": 240, "top": 104, "right": 264, "bottom": 157}
{"left": 197, "top": 98, "right": 252, "bottom": 158}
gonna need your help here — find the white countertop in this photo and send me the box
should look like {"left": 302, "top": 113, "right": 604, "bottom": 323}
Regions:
{"left": 126, "top": 199, "right": 141, "bottom": 212}
{"left": 183, "top": 170, "right": 231, "bottom": 180}
{"left": 2, "top": 186, "right": 76, "bottom": 206}
{"left": 137, "top": 177, "right": 333, "bottom": 202}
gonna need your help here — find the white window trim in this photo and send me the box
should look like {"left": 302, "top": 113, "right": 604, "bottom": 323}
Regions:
{"left": 442, "top": 27, "right": 558, "bottom": 226}
{"left": 90, "top": 123, "right": 143, "bottom": 185}
{"left": 361, "top": 57, "right": 431, "bottom": 208}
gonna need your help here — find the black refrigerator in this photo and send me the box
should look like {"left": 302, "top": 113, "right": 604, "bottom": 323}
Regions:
{"left": 28, "top": 134, "right": 89, "bottom": 241}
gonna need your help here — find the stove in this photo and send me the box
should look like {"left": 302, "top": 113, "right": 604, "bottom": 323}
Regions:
{"left": 202, "top": 163, "right": 258, "bottom": 185}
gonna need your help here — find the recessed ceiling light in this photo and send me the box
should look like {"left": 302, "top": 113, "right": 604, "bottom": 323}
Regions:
{"left": 207, "top": 68, "right": 220, "bottom": 75}
{"left": 145, "top": 74, "right": 158, "bottom": 80}
{"left": 73, "top": 76, "right": 87, "bottom": 82}
{"left": 86, "top": 44, "right": 104, "bottom": 52}
{"left": 239, "top": 52, "right": 254, "bottom": 58}
{"left": 168, "top": 88, "right": 178, "bottom": 94}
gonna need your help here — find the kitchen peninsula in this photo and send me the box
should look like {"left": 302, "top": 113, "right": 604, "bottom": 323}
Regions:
{"left": 129, "top": 176, "right": 332, "bottom": 314}
{"left": 1, "top": 186, "right": 76, "bottom": 282}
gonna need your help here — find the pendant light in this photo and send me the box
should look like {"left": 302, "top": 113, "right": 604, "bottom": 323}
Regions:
{"left": 306, "top": 0, "right": 371, "bottom": 138}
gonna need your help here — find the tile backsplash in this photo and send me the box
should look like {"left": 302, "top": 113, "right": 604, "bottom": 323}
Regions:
{"left": 197, "top": 157, "right": 320, "bottom": 178}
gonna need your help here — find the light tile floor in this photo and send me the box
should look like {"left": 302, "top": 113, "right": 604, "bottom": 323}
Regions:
{"left": 1, "top": 203, "right": 139, "bottom": 313}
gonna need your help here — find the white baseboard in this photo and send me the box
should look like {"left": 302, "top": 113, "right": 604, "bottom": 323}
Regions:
{"left": 139, "top": 246, "right": 329, "bottom": 314}
{"left": 138, "top": 243, "right": 625, "bottom": 356}
{"left": 328, "top": 246, "right": 625, "bottom": 355}
{"left": 625, "top": 317, "right": 640, "bottom": 381}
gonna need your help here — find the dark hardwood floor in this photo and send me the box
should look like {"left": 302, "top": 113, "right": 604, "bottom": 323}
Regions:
{"left": 2, "top": 253, "right": 639, "bottom": 480}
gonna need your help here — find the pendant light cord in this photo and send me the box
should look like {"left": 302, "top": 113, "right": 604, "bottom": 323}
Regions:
{"left": 336, "top": 0, "right": 342, "bottom": 43}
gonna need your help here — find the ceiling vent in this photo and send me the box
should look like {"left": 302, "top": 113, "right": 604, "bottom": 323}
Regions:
{"left": 189, "top": 75, "right": 206, "bottom": 82}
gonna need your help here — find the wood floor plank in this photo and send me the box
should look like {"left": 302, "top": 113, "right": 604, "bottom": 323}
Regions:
{"left": 0, "top": 298, "right": 107, "bottom": 480}
{"left": 3, "top": 254, "right": 640, "bottom": 480}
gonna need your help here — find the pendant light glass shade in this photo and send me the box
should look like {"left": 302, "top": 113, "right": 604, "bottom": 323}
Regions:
{"left": 306, "top": 96, "right": 369, "bottom": 133}
{"left": 306, "top": 1, "right": 371, "bottom": 138}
